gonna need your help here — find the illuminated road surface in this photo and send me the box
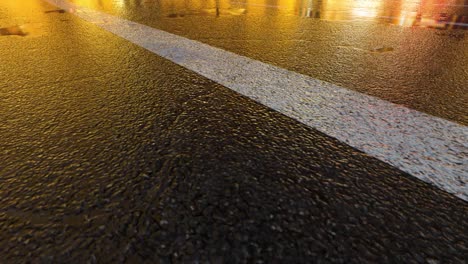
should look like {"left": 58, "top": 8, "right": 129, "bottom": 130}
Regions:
{"left": 0, "top": 0, "right": 467, "bottom": 262}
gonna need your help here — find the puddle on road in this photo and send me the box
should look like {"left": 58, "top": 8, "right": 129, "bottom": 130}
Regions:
{"left": 0, "top": 25, "right": 27, "bottom": 37}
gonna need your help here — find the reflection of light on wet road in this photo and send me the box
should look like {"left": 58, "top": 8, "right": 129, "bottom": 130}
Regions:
{"left": 252, "top": 0, "right": 467, "bottom": 29}
{"left": 67, "top": 0, "right": 468, "bottom": 29}
{"left": 73, "top": 0, "right": 126, "bottom": 11}
{"left": 114, "top": 0, "right": 125, "bottom": 9}
{"left": 351, "top": 0, "right": 382, "bottom": 18}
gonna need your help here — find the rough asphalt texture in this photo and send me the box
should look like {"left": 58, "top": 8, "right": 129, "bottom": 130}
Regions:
{"left": 45, "top": 0, "right": 468, "bottom": 200}
{"left": 1, "top": 1, "right": 467, "bottom": 263}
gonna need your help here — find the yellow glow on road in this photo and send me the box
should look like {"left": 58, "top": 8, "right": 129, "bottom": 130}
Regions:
{"left": 351, "top": 0, "right": 382, "bottom": 18}
{"left": 64, "top": 0, "right": 466, "bottom": 31}
{"left": 0, "top": 0, "right": 52, "bottom": 37}
{"left": 2, "top": 0, "right": 43, "bottom": 18}
{"left": 114, "top": 0, "right": 125, "bottom": 9}
{"left": 72, "top": 0, "right": 126, "bottom": 11}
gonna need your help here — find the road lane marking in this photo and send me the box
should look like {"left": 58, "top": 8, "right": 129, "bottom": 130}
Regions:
{"left": 44, "top": 0, "right": 468, "bottom": 201}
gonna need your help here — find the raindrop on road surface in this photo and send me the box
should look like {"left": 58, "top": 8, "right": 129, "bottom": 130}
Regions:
{"left": 45, "top": 9, "right": 66, "bottom": 14}
{"left": 369, "top": 46, "right": 394, "bottom": 53}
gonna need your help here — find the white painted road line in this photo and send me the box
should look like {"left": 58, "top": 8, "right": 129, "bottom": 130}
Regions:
{"left": 45, "top": 0, "right": 468, "bottom": 201}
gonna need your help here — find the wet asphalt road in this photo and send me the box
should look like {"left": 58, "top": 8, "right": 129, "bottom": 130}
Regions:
{"left": 65, "top": 0, "right": 468, "bottom": 125}
{"left": 1, "top": 0, "right": 468, "bottom": 263}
